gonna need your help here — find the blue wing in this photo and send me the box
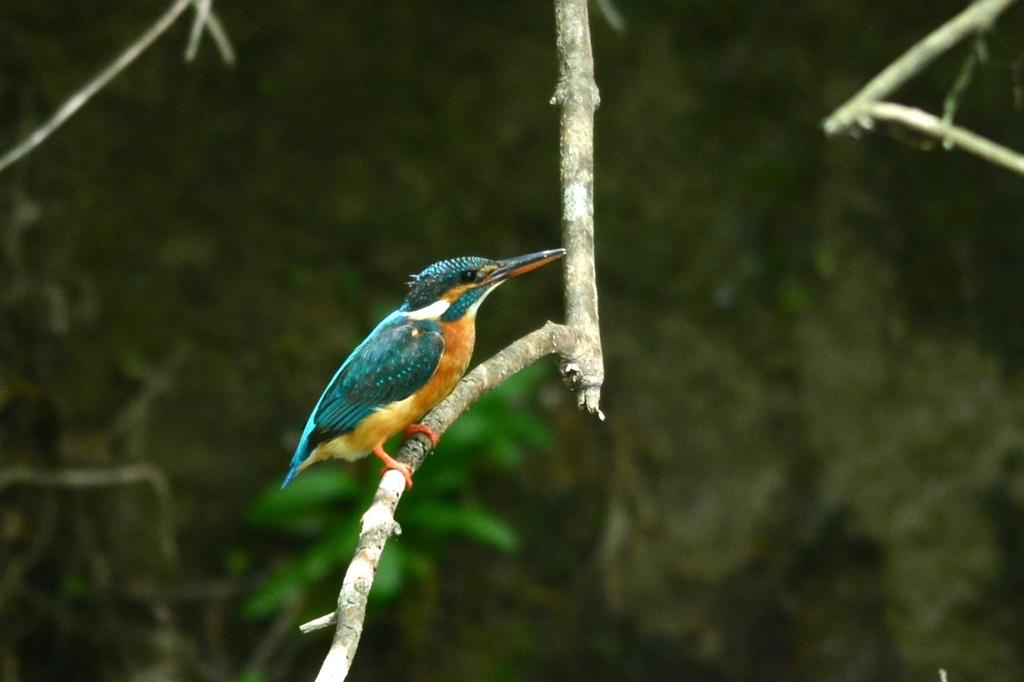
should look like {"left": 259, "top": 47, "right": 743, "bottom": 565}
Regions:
{"left": 282, "top": 312, "right": 444, "bottom": 486}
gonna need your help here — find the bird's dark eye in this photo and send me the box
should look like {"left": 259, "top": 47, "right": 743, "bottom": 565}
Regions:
{"left": 460, "top": 270, "right": 477, "bottom": 283}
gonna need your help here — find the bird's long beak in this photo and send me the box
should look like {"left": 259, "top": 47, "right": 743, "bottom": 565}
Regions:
{"left": 482, "top": 248, "right": 565, "bottom": 285}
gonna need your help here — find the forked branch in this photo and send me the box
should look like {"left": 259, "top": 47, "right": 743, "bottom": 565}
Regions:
{"left": 822, "top": 0, "right": 1024, "bottom": 175}
{"left": 305, "top": 0, "right": 604, "bottom": 679}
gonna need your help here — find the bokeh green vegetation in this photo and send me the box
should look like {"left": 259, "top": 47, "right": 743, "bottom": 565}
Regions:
{"left": 242, "top": 364, "right": 555, "bottom": 620}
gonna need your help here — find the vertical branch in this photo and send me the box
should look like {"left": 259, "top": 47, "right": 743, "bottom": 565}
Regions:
{"left": 552, "top": 0, "right": 605, "bottom": 417}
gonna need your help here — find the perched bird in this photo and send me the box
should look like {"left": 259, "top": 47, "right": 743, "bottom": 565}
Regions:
{"left": 283, "top": 248, "right": 565, "bottom": 489}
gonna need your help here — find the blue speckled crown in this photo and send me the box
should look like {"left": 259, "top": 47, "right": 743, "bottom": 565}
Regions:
{"left": 401, "top": 256, "right": 495, "bottom": 320}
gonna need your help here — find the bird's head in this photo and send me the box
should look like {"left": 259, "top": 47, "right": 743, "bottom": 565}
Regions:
{"left": 400, "top": 248, "right": 565, "bottom": 322}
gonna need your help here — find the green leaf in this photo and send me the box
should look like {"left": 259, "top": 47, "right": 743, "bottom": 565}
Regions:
{"left": 504, "top": 412, "right": 556, "bottom": 449}
{"left": 243, "top": 519, "right": 358, "bottom": 619}
{"left": 61, "top": 574, "right": 89, "bottom": 598}
{"left": 286, "top": 264, "right": 314, "bottom": 290}
{"left": 403, "top": 503, "right": 519, "bottom": 554}
{"left": 414, "top": 464, "right": 473, "bottom": 494}
{"left": 243, "top": 558, "right": 313, "bottom": 619}
{"left": 491, "top": 362, "right": 547, "bottom": 401}
{"left": 370, "top": 544, "right": 434, "bottom": 605}
{"left": 225, "top": 548, "right": 250, "bottom": 576}
{"left": 336, "top": 268, "right": 364, "bottom": 300}
{"left": 370, "top": 542, "right": 407, "bottom": 603}
{"left": 248, "top": 468, "right": 360, "bottom": 527}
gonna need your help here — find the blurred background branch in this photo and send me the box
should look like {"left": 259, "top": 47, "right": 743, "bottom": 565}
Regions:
{"left": 823, "top": 0, "right": 1024, "bottom": 173}
{"left": 0, "top": 462, "right": 177, "bottom": 560}
{"left": 0, "top": 0, "right": 233, "bottom": 175}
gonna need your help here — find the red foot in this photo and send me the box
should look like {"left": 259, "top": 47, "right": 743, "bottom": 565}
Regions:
{"left": 402, "top": 423, "right": 439, "bottom": 447}
{"left": 372, "top": 445, "right": 414, "bottom": 489}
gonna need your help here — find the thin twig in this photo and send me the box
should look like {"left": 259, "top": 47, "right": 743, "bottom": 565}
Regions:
{"left": 822, "top": 0, "right": 1017, "bottom": 136}
{"left": 0, "top": 0, "right": 234, "bottom": 175}
{"left": 201, "top": 12, "right": 237, "bottom": 65}
{"left": 107, "top": 345, "right": 190, "bottom": 459}
{"left": 185, "top": 0, "right": 236, "bottom": 65}
{"left": 869, "top": 101, "right": 1024, "bottom": 174}
{"left": 243, "top": 597, "right": 305, "bottom": 676}
{"left": 941, "top": 37, "right": 985, "bottom": 128}
{"left": 594, "top": 0, "right": 626, "bottom": 32}
{"left": 186, "top": 0, "right": 213, "bottom": 62}
{"left": 0, "top": 0, "right": 189, "bottom": 173}
{"left": 299, "top": 612, "right": 335, "bottom": 634}
{"left": 0, "top": 463, "right": 178, "bottom": 561}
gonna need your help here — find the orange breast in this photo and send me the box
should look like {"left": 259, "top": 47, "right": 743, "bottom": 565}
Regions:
{"left": 407, "top": 317, "right": 476, "bottom": 416}
{"left": 303, "top": 317, "right": 477, "bottom": 469}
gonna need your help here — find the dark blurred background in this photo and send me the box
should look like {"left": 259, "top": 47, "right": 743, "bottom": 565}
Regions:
{"left": 4, "top": 0, "right": 1024, "bottom": 680}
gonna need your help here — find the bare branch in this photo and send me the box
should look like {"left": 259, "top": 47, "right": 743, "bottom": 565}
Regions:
{"left": 202, "top": 12, "right": 237, "bottom": 66}
{"left": 186, "top": 0, "right": 236, "bottom": 64}
{"left": 0, "top": 0, "right": 234, "bottom": 175}
{"left": 866, "top": 101, "right": 1024, "bottom": 173}
{"left": 186, "top": 0, "right": 214, "bottom": 62}
{"left": 308, "top": 470, "right": 404, "bottom": 680}
{"left": 823, "top": 0, "right": 1017, "bottom": 136}
{"left": 552, "top": 0, "right": 605, "bottom": 418}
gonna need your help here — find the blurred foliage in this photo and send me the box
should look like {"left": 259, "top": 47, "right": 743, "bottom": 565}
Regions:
{"left": 242, "top": 362, "right": 555, "bottom": 620}
{"left": 232, "top": 672, "right": 266, "bottom": 682}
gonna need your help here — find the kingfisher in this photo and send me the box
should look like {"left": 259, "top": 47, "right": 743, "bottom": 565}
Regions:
{"left": 283, "top": 248, "right": 565, "bottom": 489}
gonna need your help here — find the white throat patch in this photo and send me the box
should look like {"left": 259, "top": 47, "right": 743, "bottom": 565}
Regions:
{"left": 466, "top": 283, "right": 501, "bottom": 318}
{"left": 405, "top": 299, "right": 451, "bottom": 320}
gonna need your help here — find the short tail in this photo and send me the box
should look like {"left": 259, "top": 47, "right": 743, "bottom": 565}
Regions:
{"left": 281, "top": 463, "right": 300, "bottom": 488}
{"left": 281, "top": 430, "right": 312, "bottom": 488}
